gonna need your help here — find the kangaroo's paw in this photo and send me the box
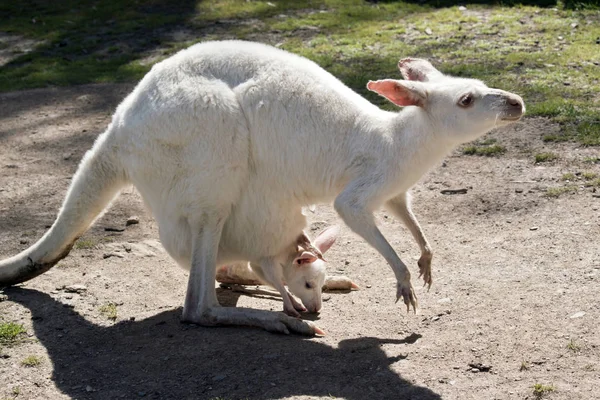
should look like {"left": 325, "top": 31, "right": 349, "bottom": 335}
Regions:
{"left": 323, "top": 275, "right": 360, "bottom": 291}
{"left": 396, "top": 278, "right": 418, "bottom": 314}
{"left": 286, "top": 291, "right": 307, "bottom": 314}
{"left": 189, "top": 306, "right": 324, "bottom": 336}
{"left": 417, "top": 254, "right": 433, "bottom": 290}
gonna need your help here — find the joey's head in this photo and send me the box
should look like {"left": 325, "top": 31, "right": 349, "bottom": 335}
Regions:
{"left": 284, "top": 226, "right": 339, "bottom": 313}
{"left": 367, "top": 58, "right": 525, "bottom": 144}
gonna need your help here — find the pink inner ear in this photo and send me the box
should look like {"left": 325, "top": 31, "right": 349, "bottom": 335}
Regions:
{"left": 367, "top": 80, "right": 423, "bottom": 107}
{"left": 294, "top": 251, "right": 318, "bottom": 266}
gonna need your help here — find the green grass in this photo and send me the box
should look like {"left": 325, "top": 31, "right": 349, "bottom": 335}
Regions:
{"left": 99, "top": 303, "right": 118, "bottom": 321}
{"left": 463, "top": 144, "right": 506, "bottom": 156}
{"left": 0, "top": 322, "right": 26, "bottom": 345}
{"left": 519, "top": 360, "right": 530, "bottom": 371}
{"left": 0, "top": 1, "right": 599, "bottom": 144}
{"left": 584, "top": 178, "right": 600, "bottom": 187}
{"left": 535, "top": 152, "right": 558, "bottom": 163}
{"left": 73, "top": 238, "right": 98, "bottom": 250}
{"left": 558, "top": 171, "right": 600, "bottom": 187}
{"left": 21, "top": 355, "right": 42, "bottom": 367}
{"left": 545, "top": 185, "right": 577, "bottom": 197}
{"left": 567, "top": 339, "right": 581, "bottom": 352}
{"left": 533, "top": 383, "right": 555, "bottom": 398}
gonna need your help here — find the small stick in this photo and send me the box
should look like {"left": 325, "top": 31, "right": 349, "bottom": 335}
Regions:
{"left": 440, "top": 188, "right": 468, "bottom": 195}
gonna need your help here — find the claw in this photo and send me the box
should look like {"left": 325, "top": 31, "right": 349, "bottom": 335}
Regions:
{"left": 313, "top": 325, "right": 326, "bottom": 337}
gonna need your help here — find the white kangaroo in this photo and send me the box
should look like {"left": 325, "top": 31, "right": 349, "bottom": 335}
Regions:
{"left": 0, "top": 40, "right": 524, "bottom": 336}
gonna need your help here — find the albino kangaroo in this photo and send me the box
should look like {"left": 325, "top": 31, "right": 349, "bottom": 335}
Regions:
{"left": 0, "top": 40, "right": 524, "bottom": 336}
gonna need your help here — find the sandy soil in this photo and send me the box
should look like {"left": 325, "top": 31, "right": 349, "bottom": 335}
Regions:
{"left": 0, "top": 83, "right": 599, "bottom": 400}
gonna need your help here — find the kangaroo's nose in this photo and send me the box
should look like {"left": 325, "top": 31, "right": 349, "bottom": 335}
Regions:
{"left": 508, "top": 98, "right": 520, "bottom": 107}
{"left": 505, "top": 94, "right": 524, "bottom": 109}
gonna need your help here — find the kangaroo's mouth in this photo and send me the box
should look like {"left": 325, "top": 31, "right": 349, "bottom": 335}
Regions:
{"left": 500, "top": 115, "right": 522, "bottom": 121}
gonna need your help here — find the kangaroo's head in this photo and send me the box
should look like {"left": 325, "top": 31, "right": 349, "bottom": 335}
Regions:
{"left": 367, "top": 58, "right": 525, "bottom": 144}
{"left": 283, "top": 226, "right": 339, "bottom": 313}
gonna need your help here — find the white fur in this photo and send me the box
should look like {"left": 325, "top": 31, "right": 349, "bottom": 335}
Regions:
{"left": 0, "top": 40, "right": 524, "bottom": 335}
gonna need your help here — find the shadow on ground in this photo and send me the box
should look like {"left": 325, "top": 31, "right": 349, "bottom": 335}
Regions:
{"left": 6, "top": 287, "right": 439, "bottom": 400}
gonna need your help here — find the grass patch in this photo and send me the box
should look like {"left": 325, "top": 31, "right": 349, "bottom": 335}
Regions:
{"left": 545, "top": 186, "right": 577, "bottom": 197}
{"left": 561, "top": 173, "right": 576, "bottom": 181}
{"left": 535, "top": 152, "right": 558, "bottom": 163}
{"left": 519, "top": 360, "right": 530, "bottom": 371}
{"left": 583, "top": 156, "right": 600, "bottom": 164}
{"left": 584, "top": 178, "right": 600, "bottom": 187}
{"left": 21, "top": 355, "right": 42, "bottom": 367}
{"left": 463, "top": 144, "right": 506, "bottom": 157}
{"left": 567, "top": 339, "right": 582, "bottom": 352}
{"left": 0, "top": 322, "right": 26, "bottom": 345}
{"left": 99, "top": 303, "right": 118, "bottom": 321}
{"left": 73, "top": 238, "right": 98, "bottom": 250}
{"left": 582, "top": 171, "right": 598, "bottom": 180}
{"left": 558, "top": 171, "right": 600, "bottom": 187}
{"left": 533, "top": 383, "right": 555, "bottom": 398}
{"left": 0, "top": 1, "right": 598, "bottom": 144}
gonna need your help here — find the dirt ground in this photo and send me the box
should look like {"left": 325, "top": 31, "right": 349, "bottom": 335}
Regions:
{"left": 0, "top": 81, "right": 599, "bottom": 400}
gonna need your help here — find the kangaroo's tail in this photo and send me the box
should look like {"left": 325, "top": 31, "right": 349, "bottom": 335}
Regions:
{"left": 0, "top": 127, "right": 128, "bottom": 286}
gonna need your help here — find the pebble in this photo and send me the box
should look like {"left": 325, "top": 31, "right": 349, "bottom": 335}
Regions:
{"left": 529, "top": 226, "right": 539, "bottom": 231}
{"left": 458, "top": 6, "right": 467, "bottom": 10}
{"left": 570, "top": 311, "right": 586, "bottom": 319}
{"left": 64, "top": 284, "right": 87, "bottom": 293}
{"left": 126, "top": 216, "right": 140, "bottom": 226}
{"left": 0, "top": 294, "right": 7, "bottom": 302}
{"left": 103, "top": 252, "right": 124, "bottom": 259}
{"left": 366, "top": 284, "right": 372, "bottom": 288}
{"left": 425, "top": 27, "right": 433, "bottom": 35}
{"left": 86, "top": 386, "right": 93, "bottom": 392}
{"left": 515, "top": 188, "right": 523, "bottom": 193}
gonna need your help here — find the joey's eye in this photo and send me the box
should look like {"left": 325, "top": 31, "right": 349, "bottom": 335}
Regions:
{"left": 305, "top": 282, "right": 313, "bottom": 289}
{"left": 458, "top": 94, "right": 474, "bottom": 108}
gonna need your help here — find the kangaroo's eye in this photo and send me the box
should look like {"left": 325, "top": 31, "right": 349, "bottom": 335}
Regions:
{"left": 458, "top": 94, "right": 474, "bottom": 108}
{"left": 305, "top": 282, "right": 313, "bottom": 289}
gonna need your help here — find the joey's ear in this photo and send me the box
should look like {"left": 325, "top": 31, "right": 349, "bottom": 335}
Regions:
{"left": 366, "top": 79, "right": 427, "bottom": 108}
{"left": 314, "top": 225, "right": 339, "bottom": 254}
{"left": 294, "top": 251, "right": 318, "bottom": 266}
{"left": 398, "top": 58, "right": 444, "bottom": 82}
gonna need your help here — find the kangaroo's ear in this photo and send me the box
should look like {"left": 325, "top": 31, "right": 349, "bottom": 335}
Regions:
{"left": 367, "top": 79, "right": 427, "bottom": 108}
{"left": 314, "top": 225, "right": 339, "bottom": 255}
{"left": 293, "top": 251, "right": 318, "bottom": 266}
{"left": 398, "top": 58, "right": 444, "bottom": 82}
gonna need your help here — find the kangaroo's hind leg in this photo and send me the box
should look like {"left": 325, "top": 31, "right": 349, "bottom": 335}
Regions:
{"left": 181, "top": 210, "right": 228, "bottom": 323}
